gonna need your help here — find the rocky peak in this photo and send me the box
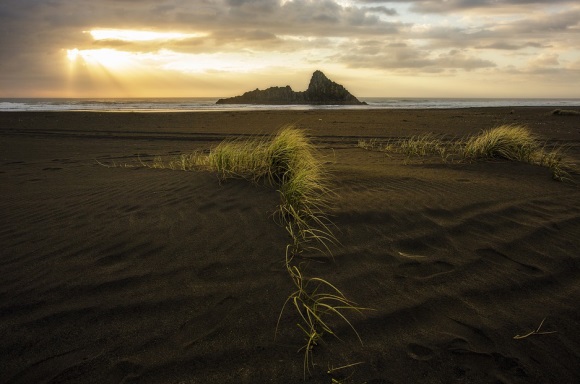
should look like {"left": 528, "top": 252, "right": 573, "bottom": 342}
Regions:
{"left": 304, "top": 70, "right": 361, "bottom": 104}
{"left": 307, "top": 70, "right": 330, "bottom": 92}
{"left": 216, "top": 71, "right": 366, "bottom": 105}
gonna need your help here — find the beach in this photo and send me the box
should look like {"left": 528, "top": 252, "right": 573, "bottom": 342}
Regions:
{"left": 1, "top": 108, "right": 579, "bottom": 383}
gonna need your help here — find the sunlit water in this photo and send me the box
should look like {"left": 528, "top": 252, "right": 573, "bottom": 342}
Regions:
{"left": 1, "top": 97, "right": 579, "bottom": 112}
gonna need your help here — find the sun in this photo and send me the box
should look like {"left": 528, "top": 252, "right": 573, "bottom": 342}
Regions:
{"left": 67, "top": 48, "right": 79, "bottom": 62}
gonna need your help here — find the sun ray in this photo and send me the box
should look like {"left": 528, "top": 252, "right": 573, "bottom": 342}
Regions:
{"left": 77, "top": 49, "right": 134, "bottom": 70}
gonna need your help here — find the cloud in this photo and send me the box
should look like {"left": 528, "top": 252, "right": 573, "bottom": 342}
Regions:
{"left": 493, "top": 8, "right": 580, "bottom": 35}
{"left": 362, "top": 6, "right": 398, "bottom": 16}
{"left": 337, "top": 41, "right": 496, "bottom": 73}
{"left": 0, "top": 0, "right": 402, "bottom": 69}
{"left": 398, "top": 7, "right": 580, "bottom": 54}
{"left": 355, "top": 0, "right": 577, "bottom": 14}
{"left": 476, "top": 42, "right": 546, "bottom": 50}
{"left": 528, "top": 53, "right": 560, "bottom": 68}
{"left": 0, "top": 0, "right": 578, "bottom": 97}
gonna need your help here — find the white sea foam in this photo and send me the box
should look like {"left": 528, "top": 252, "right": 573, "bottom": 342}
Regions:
{"left": 0, "top": 97, "right": 579, "bottom": 112}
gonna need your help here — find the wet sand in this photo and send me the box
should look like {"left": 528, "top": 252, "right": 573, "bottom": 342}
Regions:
{"left": 1, "top": 108, "right": 579, "bottom": 383}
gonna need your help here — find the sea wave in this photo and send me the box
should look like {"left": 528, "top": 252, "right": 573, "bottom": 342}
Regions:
{"left": 1, "top": 97, "right": 579, "bottom": 112}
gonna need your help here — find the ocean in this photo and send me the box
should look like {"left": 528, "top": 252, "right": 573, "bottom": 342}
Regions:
{"left": 1, "top": 97, "right": 579, "bottom": 112}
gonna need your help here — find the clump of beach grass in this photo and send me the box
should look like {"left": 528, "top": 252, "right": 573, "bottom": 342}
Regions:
{"left": 532, "top": 144, "right": 575, "bottom": 182}
{"left": 396, "top": 133, "right": 450, "bottom": 161}
{"left": 357, "top": 138, "right": 383, "bottom": 151}
{"left": 171, "top": 152, "right": 210, "bottom": 171}
{"left": 266, "top": 129, "right": 337, "bottom": 254}
{"left": 278, "top": 246, "right": 366, "bottom": 378}
{"left": 551, "top": 109, "right": 580, "bottom": 116}
{"left": 127, "top": 126, "right": 364, "bottom": 377}
{"left": 357, "top": 124, "right": 575, "bottom": 182}
{"left": 462, "top": 124, "right": 539, "bottom": 162}
{"left": 203, "top": 128, "right": 364, "bottom": 376}
{"left": 462, "top": 125, "right": 575, "bottom": 181}
{"left": 206, "top": 139, "right": 270, "bottom": 179}
{"left": 180, "top": 127, "right": 337, "bottom": 252}
{"left": 359, "top": 134, "right": 454, "bottom": 162}
{"left": 130, "top": 127, "right": 337, "bottom": 251}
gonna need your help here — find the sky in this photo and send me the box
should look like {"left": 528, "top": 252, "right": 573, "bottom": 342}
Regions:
{"left": 0, "top": 0, "right": 579, "bottom": 98}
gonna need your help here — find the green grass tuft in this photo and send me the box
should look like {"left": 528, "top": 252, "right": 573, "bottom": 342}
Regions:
{"left": 207, "top": 139, "right": 270, "bottom": 179}
{"left": 551, "top": 109, "right": 580, "bottom": 116}
{"left": 462, "top": 125, "right": 575, "bottom": 181}
{"left": 277, "top": 246, "right": 366, "bottom": 378}
{"left": 357, "top": 138, "right": 383, "bottom": 151}
{"left": 358, "top": 124, "right": 575, "bottom": 182}
{"left": 462, "top": 124, "right": 539, "bottom": 162}
{"left": 124, "top": 126, "right": 364, "bottom": 378}
{"left": 397, "top": 133, "right": 450, "bottom": 161}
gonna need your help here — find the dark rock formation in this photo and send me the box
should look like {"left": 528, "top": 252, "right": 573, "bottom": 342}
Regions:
{"left": 216, "top": 70, "right": 366, "bottom": 105}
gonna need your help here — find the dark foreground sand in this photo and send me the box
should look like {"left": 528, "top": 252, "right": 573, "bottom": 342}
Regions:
{"left": 1, "top": 108, "right": 579, "bottom": 383}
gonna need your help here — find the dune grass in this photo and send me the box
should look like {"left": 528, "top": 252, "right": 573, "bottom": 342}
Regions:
{"left": 267, "top": 129, "right": 338, "bottom": 255}
{"left": 145, "top": 127, "right": 338, "bottom": 254}
{"left": 462, "top": 125, "right": 538, "bottom": 162}
{"left": 393, "top": 133, "right": 452, "bottom": 161}
{"left": 357, "top": 138, "right": 383, "bottom": 151}
{"left": 207, "top": 139, "right": 270, "bottom": 179}
{"left": 278, "top": 246, "right": 365, "bottom": 377}
{"left": 133, "top": 126, "right": 364, "bottom": 377}
{"left": 358, "top": 124, "right": 575, "bottom": 182}
{"left": 358, "top": 134, "right": 458, "bottom": 163}
{"left": 513, "top": 317, "right": 557, "bottom": 340}
{"left": 206, "top": 128, "right": 364, "bottom": 376}
{"left": 551, "top": 109, "right": 580, "bottom": 116}
{"left": 462, "top": 125, "right": 574, "bottom": 181}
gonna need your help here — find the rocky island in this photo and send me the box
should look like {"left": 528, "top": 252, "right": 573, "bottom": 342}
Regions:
{"left": 216, "top": 70, "right": 366, "bottom": 105}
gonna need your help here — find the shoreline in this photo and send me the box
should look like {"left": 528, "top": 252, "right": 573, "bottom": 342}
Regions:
{"left": 1, "top": 104, "right": 579, "bottom": 111}
{"left": 1, "top": 96, "right": 579, "bottom": 113}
